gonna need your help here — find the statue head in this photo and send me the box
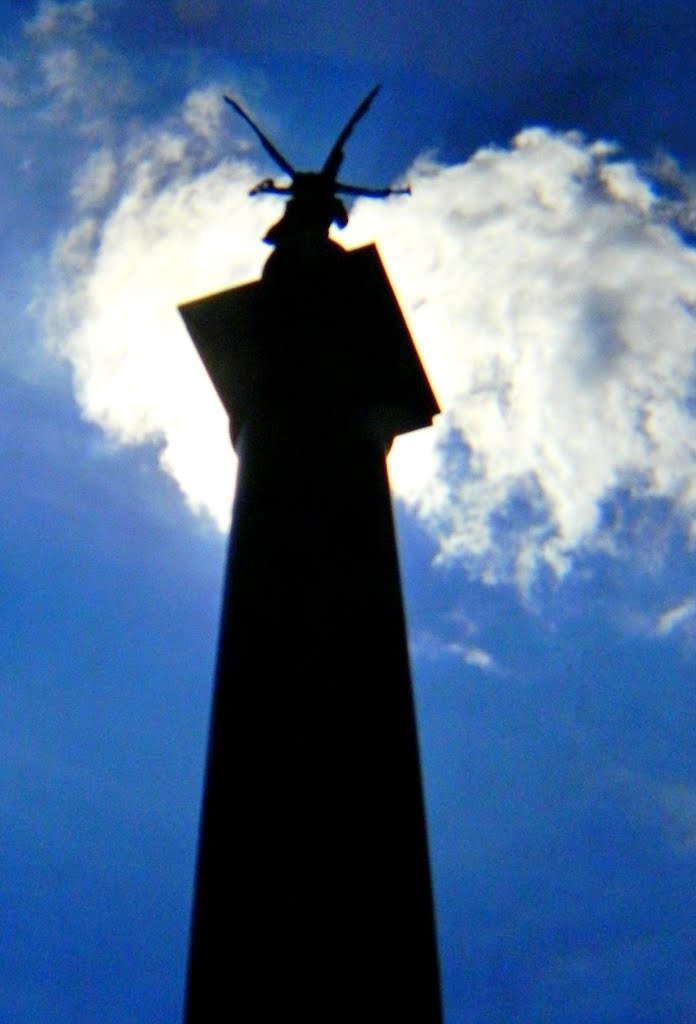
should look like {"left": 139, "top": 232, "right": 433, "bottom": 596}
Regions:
{"left": 224, "top": 86, "right": 410, "bottom": 247}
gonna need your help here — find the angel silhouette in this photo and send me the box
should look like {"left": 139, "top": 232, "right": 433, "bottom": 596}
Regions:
{"left": 224, "top": 86, "right": 409, "bottom": 246}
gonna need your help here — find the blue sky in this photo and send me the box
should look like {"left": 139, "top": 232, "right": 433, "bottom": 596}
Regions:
{"left": 2, "top": 2, "right": 696, "bottom": 1021}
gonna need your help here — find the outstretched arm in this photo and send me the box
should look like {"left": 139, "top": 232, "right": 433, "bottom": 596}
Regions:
{"left": 248, "top": 178, "right": 293, "bottom": 196}
{"left": 335, "top": 182, "right": 411, "bottom": 198}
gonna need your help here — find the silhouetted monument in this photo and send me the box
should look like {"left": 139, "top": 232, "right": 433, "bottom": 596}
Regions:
{"left": 179, "top": 88, "right": 442, "bottom": 1022}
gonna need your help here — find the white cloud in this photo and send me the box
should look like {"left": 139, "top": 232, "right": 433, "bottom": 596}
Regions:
{"left": 182, "top": 86, "right": 224, "bottom": 146}
{"left": 656, "top": 597, "right": 696, "bottom": 637}
{"left": 70, "top": 146, "right": 117, "bottom": 209}
{"left": 16, "top": 0, "right": 133, "bottom": 135}
{"left": 409, "top": 632, "right": 499, "bottom": 675}
{"left": 344, "top": 133, "right": 696, "bottom": 586}
{"left": 37, "top": 87, "right": 696, "bottom": 588}
{"left": 40, "top": 99, "right": 279, "bottom": 527}
{"left": 40, "top": 46, "right": 81, "bottom": 96}
{"left": 461, "top": 646, "right": 495, "bottom": 671}
{"left": 24, "top": 1, "right": 95, "bottom": 40}
{"left": 598, "top": 155, "right": 656, "bottom": 213}
{"left": 0, "top": 56, "right": 20, "bottom": 107}
{"left": 649, "top": 153, "right": 696, "bottom": 238}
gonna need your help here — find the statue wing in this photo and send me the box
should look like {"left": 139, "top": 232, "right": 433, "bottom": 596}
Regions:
{"left": 322, "top": 85, "right": 380, "bottom": 181}
{"left": 224, "top": 95, "right": 295, "bottom": 178}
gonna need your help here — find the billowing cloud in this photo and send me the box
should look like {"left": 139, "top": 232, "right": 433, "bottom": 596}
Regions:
{"left": 345, "top": 134, "right": 696, "bottom": 586}
{"left": 36, "top": 84, "right": 696, "bottom": 588}
{"left": 40, "top": 99, "right": 279, "bottom": 528}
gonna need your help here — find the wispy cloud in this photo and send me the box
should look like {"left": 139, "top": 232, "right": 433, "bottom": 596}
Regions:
{"left": 70, "top": 147, "right": 118, "bottom": 209}
{"left": 0, "top": 56, "right": 20, "bottom": 108}
{"left": 459, "top": 645, "right": 496, "bottom": 672}
{"left": 613, "top": 766, "right": 696, "bottom": 857}
{"left": 409, "top": 630, "right": 501, "bottom": 675}
{"left": 24, "top": 1, "right": 96, "bottom": 39}
{"left": 655, "top": 596, "right": 696, "bottom": 637}
{"left": 13, "top": 0, "right": 133, "bottom": 138}
{"left": 656, "top": 781, "right": 696, "bottom": 853}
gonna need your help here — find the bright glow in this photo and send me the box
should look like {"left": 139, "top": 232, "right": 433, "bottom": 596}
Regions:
{"left": 38, "top": 87, "right": 696, "bottom": 587}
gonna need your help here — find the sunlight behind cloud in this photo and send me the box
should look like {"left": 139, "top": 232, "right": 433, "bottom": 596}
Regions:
{"left": 38, "top": 84, "right": 696, "bottom": 587}
{"left": 41, "top": 105, "right": 281, "bottom": 528}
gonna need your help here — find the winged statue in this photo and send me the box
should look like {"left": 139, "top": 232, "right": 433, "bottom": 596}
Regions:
{"left": 224, "top": 86, "right": 410, "bottom": 246}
